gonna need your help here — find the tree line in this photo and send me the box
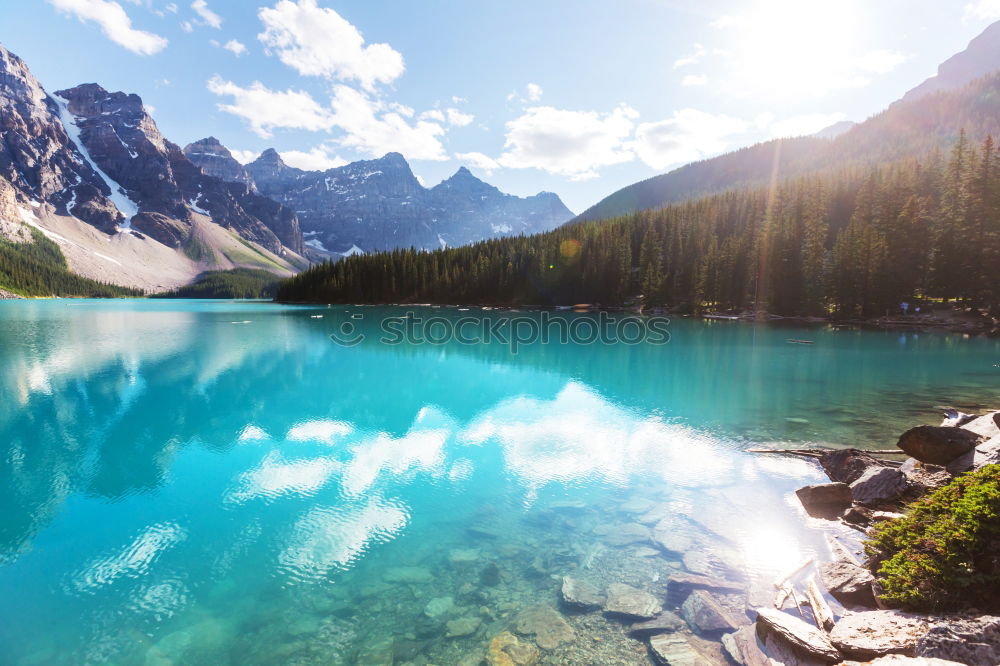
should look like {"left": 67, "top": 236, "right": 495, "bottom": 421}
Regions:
{"left": 277, "top": 131, "right": 1000, "bottom": 317}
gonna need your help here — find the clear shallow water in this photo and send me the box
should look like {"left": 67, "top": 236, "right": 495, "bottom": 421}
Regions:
{"left": 1, "top": 301, "right": 999, "bottom": 665}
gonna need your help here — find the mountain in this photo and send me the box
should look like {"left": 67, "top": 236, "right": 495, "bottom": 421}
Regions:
{"left": 574, "top": 21, "right": 1000, "bottom": 224}
{"left": 185, "top": 143, "right": 574, "bottom": 254}
{"left": 901, "top": 20, "right": 1000, "bottom": 103}
{"left": 0, "top": 42, "right": 307, "bottom": 293}
{"left": 813, "top": 120, "right": 856, "bottom": 139}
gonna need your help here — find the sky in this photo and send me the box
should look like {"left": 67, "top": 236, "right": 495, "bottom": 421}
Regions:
{"left": 4, "top": 1, "right": 1000, "bottom": 213}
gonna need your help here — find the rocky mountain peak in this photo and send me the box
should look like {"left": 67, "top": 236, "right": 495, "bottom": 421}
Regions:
{"left": 902, "top": 20, "right": 1000, "bottom": 103}
{"left": 183, "top": 137, "right": 255, "bottom": 190}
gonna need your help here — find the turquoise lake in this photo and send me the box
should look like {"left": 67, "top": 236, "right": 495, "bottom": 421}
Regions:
{"left": 2, "top": 300, "right": 999, "bottom": 665}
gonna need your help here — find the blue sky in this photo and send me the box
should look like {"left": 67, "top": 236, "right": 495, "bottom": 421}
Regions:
{"left": 5, "top": 1, "right": 1000, "bottom": 213}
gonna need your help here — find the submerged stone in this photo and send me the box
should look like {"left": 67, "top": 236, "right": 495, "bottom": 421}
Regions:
{"left": 681, "top": 589, "right": 748, "bottom": 635}
{"left": 648, "top": 633, "right": 713, "bottom": 666}
{"left": 513, "top": 605, "right": 575, "bottom": 649}
{"left": 560, "top": 576, "right": 604, "bottom": 611}
{"left": 628, "top": 611, "right": 685, "bottom": 637}
{"left": 602, "top": 522, "right": 652, "bottom": 546}
{"left": 479, "top": 562, "right": 501, "bottom": 586}
{"left": 486, "top": 631, "right": 538, "bottom": 666}
{"left": 424, "top": 596, "right": 456, "bottom": 619}
{"left": 445, "top": 616, "right": 482, "bottom": 638}
{"left": 603, "top": 583, "right": 662, "bottom": 620}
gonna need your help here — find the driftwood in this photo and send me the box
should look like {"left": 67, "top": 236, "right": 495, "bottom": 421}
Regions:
{"left": 805, "top": 577, "right": 835, "bottom": 632}
{"left": 748, "top": 447, "right": 905, "bottom": 467}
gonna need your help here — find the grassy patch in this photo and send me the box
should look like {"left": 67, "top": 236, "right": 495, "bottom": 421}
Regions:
{"left": 865, "top": 464, "right": 1000, "bottom": 612}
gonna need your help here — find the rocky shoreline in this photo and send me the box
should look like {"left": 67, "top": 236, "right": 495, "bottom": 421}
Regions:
{"left": 772, "top": 410, "right": 1000, "bottom": 666}
{"left": 0, "top": 288, "right": 22, "bottom": 299}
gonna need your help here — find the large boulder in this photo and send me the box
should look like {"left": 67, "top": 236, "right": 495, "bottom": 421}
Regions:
{"left": 796, "top": 483, "right": 853, "bottom": 519}
{"left": 821, "top": 449, "right": 888, "bottom": 483}
{"left": 915, "top": 615, "right": 1000, "bottom": 665}
{"left": 681, "top": 589, "right": 748, "bottom": 635}
{"left": 829, "top": 610, "right": 930, "bottom": 659}
{"left": 755, "top": 608, "right": 842, "bottom": 663}
{"left": 603, "top": 583, "right": 662, "bottom": 620}
{"left": 850, "top": 467, "right": 909, "bottom": 506}
{"left": 946, "top": 434, "right": 1000, "bottom": 475}
{"left": 818, "top": 561, "right": 877, "bottom": 608}
{"left": 897, "top": 426, "right": 981, "bottom": 465}
{"left": 560, "top": 576, "right": 604, "bottom": 611}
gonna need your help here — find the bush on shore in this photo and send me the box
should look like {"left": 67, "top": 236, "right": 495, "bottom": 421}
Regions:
{"left": 865, "top": 464, "right": 1000, "bottom": 612}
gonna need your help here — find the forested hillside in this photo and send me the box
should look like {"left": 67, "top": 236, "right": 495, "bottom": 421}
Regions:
{"left": 574, "top": 71, "right": 1000, "bottom": 224}
{"left": 0, "top": 230, "right": 143, "bottom": 298}
{"left": 277, "top": 131, "right": 1000, "bottom": 318}
{"left": 153, "top": 268, "right": 280, "bottom": 299}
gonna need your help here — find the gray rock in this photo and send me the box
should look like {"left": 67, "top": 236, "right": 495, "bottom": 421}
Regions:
{"left": 652, "top": 522, "right": 696, "bottom": 553}
{"left": 899, "top": 459, "right": 951, "bottom": 496}
{"left": 628, "top": 612, "right": 686, "bottom": 637}
{"left": 666, "top": 572, "right": 744, "bottom": 602}
{"left": 602, "top": 522, "right": 652, "bottom": 546}
{"left": 820, "top": 449, "right": 889, "bottom": 483}
{"left": 681, "top": 589, "right": 748, "bottom": 635}
{"left": 604, "top": 583, "right": 663, "bottom": 620}
{"left": 560, "top": 576, "right": 604, "bottom": 611}
{"left": 796, "top": 483, "right": 854, "bottom": 518}
{"left": 842, "top": 657, "right": 965, "bottom": 665}
{"left": 648, "top": 633, "right": 712, "bottom": 666}
{"left": 818, "top": 561, "right": 877, "bottom": 608}
{"left": 946, "top": 434, "right": 1000, "bottom": 475}
{"left": 829, "top": 610, "right": 930, "bottom": 659}
{"left": 423, "top": 596, "right": 455, "bottom": 619}
{"left": 755, "top": 608, "right": 842, "bottom": 663}
{"left": 722, "top": 625, "right": 771, "bottom": 666}
{"left": 960, "top": 411, "right": 1000, "bottom": 439}
{"left": 916, "top": 615, "right": 1000, "bottom": 665}
{"left": 897, "top": 426, "right": 981, "bottom": 465}
{"left": 513, "top": 606, "right": 575, "bottom": 649}
{"left": 445, "top": 616, "right": 482, "bottom": 638}
{"left": 850, "top": 467, "right": 909, "bottom": 506}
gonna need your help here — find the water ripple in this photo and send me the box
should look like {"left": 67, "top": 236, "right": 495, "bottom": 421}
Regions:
{"left": 71, "top": 522, "right": 186, "bottom": 593}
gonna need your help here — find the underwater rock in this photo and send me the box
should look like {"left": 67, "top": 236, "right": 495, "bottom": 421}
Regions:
{"left": 413, "top": 615, "right": 444, "bottom": 639}
{"left": 355, "top": 639, "right": 394, "bottom": 665}
{"left": 383, "top": 566, "right": 434, "bottom": 584}
{"left": 667, "top": 573, "right": 744, "bottom": 601}
{"left": 448, "top": 548, "right": 481, "bottom": 567}
{"left": 560, "top": 576, "right": 605, "bottom": 611}
{"left": 602, "top": 522, "right": 652, "bottom": 547}
{"left": 629, "top": 612, "right": 686, "bottom": 638}
{"left": 424, "top": 596, "right": 456, "bottom": 619}
{"left": 681, "top": 589, "right": 748, "bottom": 635}
{"left": 619, "top": 497, "right": 656, "bottom": 515}
{"left": 446, "top": 616, "right": 482, "bottom": 638}
{"left": 604, "top": 583, "right": 662, "bottom": 620}
{"left": 722, "top": 625, "right": 770, "bottom": 666}
{"left": 648, "top": 632, "right": 713, "bottom": 666}
{"left": 652, "top": 519, "right": 696, "bottom": 553}
{"left": 638, "top": 504, "right": 674, "bottom": 525}
{"left": 486, "top": 631, "right": 539, "bottom": 666}
{"left": 633, "top": 546, "right": 662, "bottom": 558}
{"left": 513, "top": 605, "right": 575, "bottom": 649}
{"left": 480, "top": 562, "right": 502, "bottom": 586}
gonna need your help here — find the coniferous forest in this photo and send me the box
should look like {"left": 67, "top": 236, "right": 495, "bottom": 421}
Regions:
{"left": 277, "top": 131, "right": 1000, "bottom": 317}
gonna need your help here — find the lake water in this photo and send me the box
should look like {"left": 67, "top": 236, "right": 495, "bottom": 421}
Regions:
{"left": 1, "top": 300, "right": 999, "bottom": 665}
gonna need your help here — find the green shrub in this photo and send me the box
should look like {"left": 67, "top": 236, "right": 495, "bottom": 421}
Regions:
{"left": 865, "top": 464, "right": 1000, "bottom": 612}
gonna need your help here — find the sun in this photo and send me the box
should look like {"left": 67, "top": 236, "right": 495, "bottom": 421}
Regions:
{"left": 725, "top": 0, "right": 867, "bottom": 98}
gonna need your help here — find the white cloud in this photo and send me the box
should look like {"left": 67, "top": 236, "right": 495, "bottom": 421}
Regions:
{"left": 191, "top": 0, "right": 220, "bottom": 28}
{"left": 280, "top": 146, "right": 347, "bottom": 171}
{"left": 229, "top": 149, "right": 259, "bottom": 164}
{"left": 223, "top": 38, "right": 247, "bottom": 56}
{"left": 451, "top": 95, "right": 467, "bottom": 104}
{"left": 206, "top": 76, "right": 335, "bottom": 138}
{"left": 710, "top": 15, "right": 743, "bottom": 29}
{"left": 454, "top": 151, "right": 499, "bottom": 174}
{"left": 526, "top": 83, "right": 543, "bottom": 101}
{"left": 180, "top": 20, "right": 193, "bottom": 32}
{"left": 681, "top": 74, "right": 708, "bottom": 87}
{"left": 633, "top": 108, "right": 747, "bottom": 171}
{"left": 327, "top": 85, "right": 447, "bottom": 161}
{"left": 165, "top": 2, "right": 178, "bottom": 12}
{"left": 855, "top": 49, "right": 910, "bottom": 74}
{"left": 446, "top": 108, "right": 474, "bottom": 127}
{"left": 673, "top": 43, "right": 705, "bottom": 69}
{"left": 257, "top": 0, "right": 404, "bottom": 90}
{"left": 420, "top": 109, "right": 445, "bottom": 123}
{"left": 48, "top": 0, "right": 168, "bottom": 55}
{"left": 498, "top": 104, "right": 638, "bottom": 180}
{"left": 754, "top": 111, "right": 775, "bottom": 129}
{"left": 964, "top": 0, "right": 1000, "bottom": 21}
{"left": 767, "top": 112, "right": 848, "bottom": 138}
